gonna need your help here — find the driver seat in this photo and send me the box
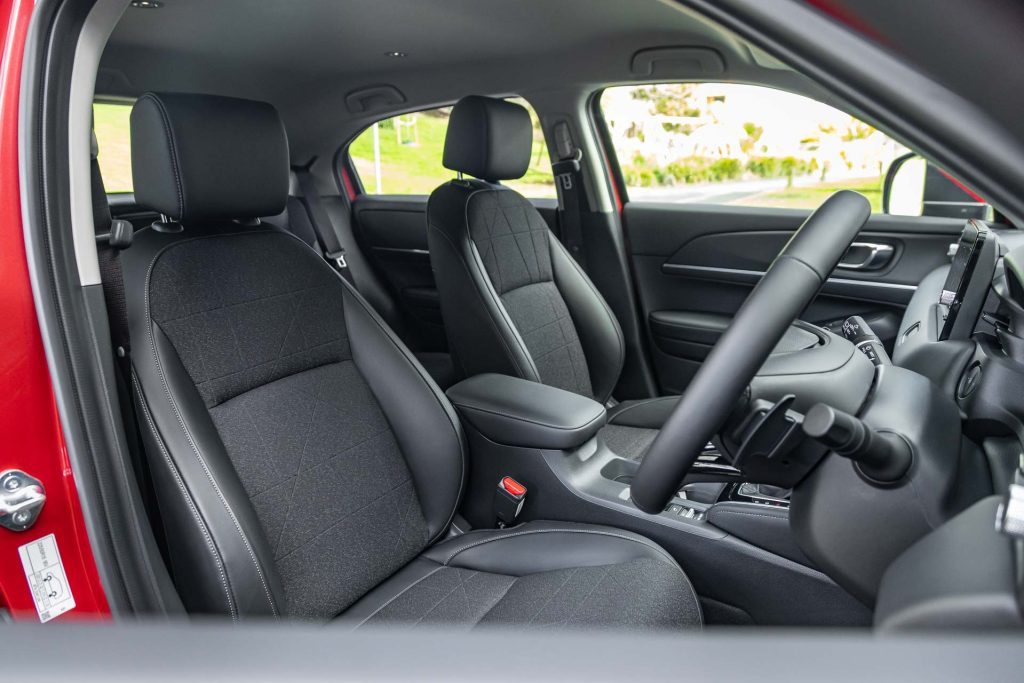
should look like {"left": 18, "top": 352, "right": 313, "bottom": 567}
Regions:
{"left": 121, "top": 92, "right": 701, "bottom": 629}
{"left": 427, "top": 96, "right": 675, "bottom": 461}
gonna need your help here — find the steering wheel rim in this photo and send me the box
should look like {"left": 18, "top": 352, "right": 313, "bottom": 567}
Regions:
{"left": 630, "top": 190, "right": 872, "bottom": 514}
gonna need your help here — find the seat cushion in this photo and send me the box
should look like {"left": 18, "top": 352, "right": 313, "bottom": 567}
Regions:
{"left": 600, "top": 396, "right": 681, "bottom": 460}
{"left": 599, "top": 423, "right": 659, "bottom": 461}
{"left": 338, "top": 521, "right": 702, "bottom": 631}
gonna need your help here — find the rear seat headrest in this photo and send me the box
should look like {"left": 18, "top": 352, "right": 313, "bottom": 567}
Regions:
{"left": 442, "top": 95, "right": 532, "bottom": 182}
{"left": 130, "top": 92, "right": 289, "bottom": 223}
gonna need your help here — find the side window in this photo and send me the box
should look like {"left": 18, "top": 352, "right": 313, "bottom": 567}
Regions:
{"left": 348, "top": 97, "right": 555, "bottom": 198}
{"left": 92, "top": 101, "right": 133, "bottom": 193}
{"left": 600, "top": 84, "right": 909, "bottom": 211}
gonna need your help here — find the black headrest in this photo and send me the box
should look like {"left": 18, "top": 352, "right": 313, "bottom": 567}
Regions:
{"left": 130, "top": 93, "right": 289, "bottom": 222}
{"left": 442, "top": 96, "right": 532, "bottom": 182}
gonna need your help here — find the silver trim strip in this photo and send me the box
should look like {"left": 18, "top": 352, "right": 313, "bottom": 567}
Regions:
{"left": 67, "top": 0, "right": 131, "bottom": 286}
{"left": 371, "top": 246, "right": 430, "bottom": 256}
{"left": 662, "top": 263, "right": 917, "bottom": 292}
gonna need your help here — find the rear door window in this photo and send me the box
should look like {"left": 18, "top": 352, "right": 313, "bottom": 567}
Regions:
{"left": 348, "top": 97, "right": 554, "bottom": 197}
{"left": 92, "top": 101, "right": 133, "bottom": 193}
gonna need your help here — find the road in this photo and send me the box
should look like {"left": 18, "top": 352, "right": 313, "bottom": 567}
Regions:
{"left": 627, "top": 175, "right": 822, "bottom": 204}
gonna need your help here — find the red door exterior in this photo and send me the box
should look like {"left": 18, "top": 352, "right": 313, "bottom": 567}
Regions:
{"left": 0, "top": 0, "right": 110, "bottom": 621}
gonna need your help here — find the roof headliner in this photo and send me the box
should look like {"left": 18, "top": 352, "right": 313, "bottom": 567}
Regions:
{"left": 99, "top": 0, "right": 827, "bottom": 159}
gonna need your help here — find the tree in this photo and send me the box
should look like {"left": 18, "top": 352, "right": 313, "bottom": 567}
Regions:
{"left": 631, "top": 84, "right": 701, "bottom": 118}
{"left": 780, "top": 156, "right": 799, "bottom": 188}
{"left": 740, "top": 122, "right": 763, "bottom": 154}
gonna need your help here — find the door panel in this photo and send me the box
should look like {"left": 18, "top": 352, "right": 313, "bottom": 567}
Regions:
{"left": 352, "top": 194, "right": 559, "bottom": 352}
{"left": 625, "top": 203, "right": 964, "bottom": 394}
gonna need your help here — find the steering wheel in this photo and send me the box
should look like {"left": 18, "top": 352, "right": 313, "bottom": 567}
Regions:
{"left": 630, "top": 190, "right": 872, "bottom": 514}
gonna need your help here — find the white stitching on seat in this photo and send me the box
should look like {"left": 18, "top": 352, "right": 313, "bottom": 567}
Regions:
{"left": 428, "top": 217, "right": 539, "bottom": 383}
{"left": 352, "top": 566, "right": 445, "bottom": 628}
{"left": 144, "top": 233, "right": 281, "bottom": 617}
{"left": 132, "top": 373, "right": 237, "bottom": 620}
{"left": 442, "top": 527, "right": 674, "bottom": 567}
{"left": 551, "top": 237, "right": 626, "bottom": 402}
{"left": 141, "top": 94, "right": 185, "bottom": 219}
{"left": 441, "top": 526, "right": 703, "bottom": 627}
{"left": 333, "top": 273, "right": 467, "bottom": 546}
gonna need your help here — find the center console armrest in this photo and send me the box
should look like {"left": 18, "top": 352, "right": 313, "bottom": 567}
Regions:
{"left": 445, "top": 374, "right": 606, "bottom": 449}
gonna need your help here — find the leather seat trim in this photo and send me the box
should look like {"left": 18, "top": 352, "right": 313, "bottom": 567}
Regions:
{"left": 440, "top": 527, "right": 678, "bottom": 569}
{"left": 465, "top": 235, "right": 541, "bottom": 380}
{"left": 141, "top": 93, "right": 186, "bottom": 219}
{"left": 428, "top": 218, "right": 540, "bottom": 382}
{"left": 549, "top": 236, "right": 625, "bottom": 402}
{"left": 352, "top": 525, "right": 702, "bottom": 629}
{"left": 606, "top": 396, "right": 679, "bottom": 427}
{"left": 330, "top": 265, "right": 467, "bottom": 545}
{"left": 132, "top": 373, "right": 236, "bottom": 619}
{"left": 143, "top": 230, "right": 282, "bottom": 617}
{"left": 455, "top": 402, "right": 606, "bottom": 434}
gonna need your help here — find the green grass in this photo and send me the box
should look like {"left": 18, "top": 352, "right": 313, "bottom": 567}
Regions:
{"left": 93, "top": 102, "right": 133, "bottom": 193}
{"left": 349, "top": 109, "right": 555, "bottom": 197}
{"left": 734, "top": 176, "right": 884, "bottom": 211}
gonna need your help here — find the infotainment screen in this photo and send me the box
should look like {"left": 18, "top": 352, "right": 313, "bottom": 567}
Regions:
{"left": 939, "top": 219, "right": 987, "bottom": 339}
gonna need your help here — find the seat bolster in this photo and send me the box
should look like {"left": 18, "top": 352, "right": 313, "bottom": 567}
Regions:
{"left": 420, "top": 520, "right": 686, "bottom": 577}
{"left": 606, "top": 396, "right": 680, "bottom": 429}
{"left": 339, "top": 521, "right": 702, "bottom": 630}
{"left": 426, "top": 182, "right": 540, "bottom": 383}
{"left": 549, "top": 236, "right": 624, "bottom": 403}
{"left": 343, "top": 281, "right": 465, "bottom": 542}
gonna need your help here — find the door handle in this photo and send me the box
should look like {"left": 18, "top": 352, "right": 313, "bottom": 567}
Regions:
{"left": 838, "top": 242, "right": 894, "bottom": 271}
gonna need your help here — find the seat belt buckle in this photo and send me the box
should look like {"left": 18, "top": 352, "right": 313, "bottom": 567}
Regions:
{"left": 494, "top": 476, "right": 527, "bottom": 528}
{"left": 325, "top": 249, "right": 347, "bottom": 269}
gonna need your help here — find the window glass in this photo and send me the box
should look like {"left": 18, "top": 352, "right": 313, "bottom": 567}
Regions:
{"left": 92, "top": 101, "right": 133, "bottom": 193}
{"left": 600, "top": 84, "right": 909, "bottom": 211}
{"left": 348, "top": 97, "right": 554, "bottom": 197}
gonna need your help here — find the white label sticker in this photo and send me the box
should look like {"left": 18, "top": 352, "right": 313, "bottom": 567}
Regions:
{"left": 18, "top": 533, "right": 76, "bottom": 623}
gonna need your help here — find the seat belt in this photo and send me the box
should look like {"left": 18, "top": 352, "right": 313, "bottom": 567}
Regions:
{"left": 293, "top": 162, "right": 356, "bottom": 287}
{"left": 552, "top": 120, "right": 587, "bottom": 270}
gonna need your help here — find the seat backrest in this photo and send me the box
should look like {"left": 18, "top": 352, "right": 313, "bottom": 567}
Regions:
{"left": 123, "top": 92, "right": 465, "bottom": 619}
{"left": 427, "top": 96, "right": 624, "bottom": 403}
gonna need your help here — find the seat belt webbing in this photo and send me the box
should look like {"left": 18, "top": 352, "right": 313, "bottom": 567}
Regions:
{"left": 294, "top": 165, "right": 356, "bottom": 287}
{"left": 552, "top": 121, "right": 587, "bottom": 269}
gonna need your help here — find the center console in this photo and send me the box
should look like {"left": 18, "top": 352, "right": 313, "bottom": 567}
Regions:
{"left": 444, "top": 369, "right": 872, "bottom": 626}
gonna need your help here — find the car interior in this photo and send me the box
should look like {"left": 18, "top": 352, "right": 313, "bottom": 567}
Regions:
{"left": 24, "top": 0, "right": 1024, "bottom": 634}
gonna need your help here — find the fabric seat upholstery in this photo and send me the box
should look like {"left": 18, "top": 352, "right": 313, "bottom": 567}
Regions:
{"left": 122, "top": 91, "right": 700, "bottom": 629}
{"left": 339, "top": 521, "right": 700, "bottom": 630}
{"left": 426, "top": 96, "right": 678, "bottom": 461}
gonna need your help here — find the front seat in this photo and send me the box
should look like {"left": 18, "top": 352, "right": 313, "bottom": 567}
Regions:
{"left": 121, "top": 92, "right": 701, "bottom": 629}
{"left": 427, "top": 96, "right": 677, "bottom": 462}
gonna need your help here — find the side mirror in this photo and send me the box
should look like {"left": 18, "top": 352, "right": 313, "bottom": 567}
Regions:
{"left": 883, "top": 153, "right": 991, "bottom": 219}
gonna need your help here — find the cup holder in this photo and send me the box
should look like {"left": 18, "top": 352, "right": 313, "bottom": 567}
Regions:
{"left": 600, "top": 458, "right": 639, "bottom": 485}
